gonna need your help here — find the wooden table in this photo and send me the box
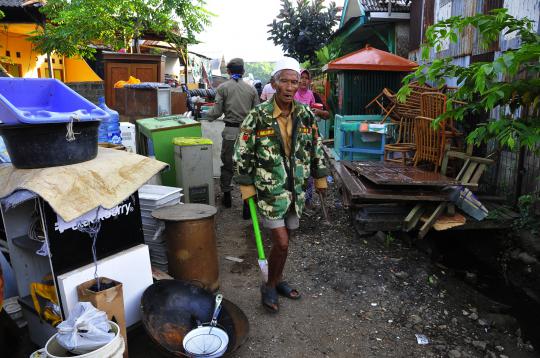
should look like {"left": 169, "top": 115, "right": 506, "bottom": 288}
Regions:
{"left": 344, "top": 161, "right": 457, "bottom": 187}
{"left": 334, "top": 161, "right": 452, "bottom": 205}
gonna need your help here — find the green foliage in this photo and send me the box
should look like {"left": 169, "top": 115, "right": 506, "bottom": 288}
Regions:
{"left": 30, "top": 0, "right": 212, "bottom": 59}
{"left": 244, "top": 62, "right": 275, "bottom": 83}
{"left": 268, "top": 0, "right": 339, "bottom": 63}
{"left": 514, "top": 194, "right": 539, "bottom": 233}
{"left": 384, "top": 232, "right": 395, "bottom": 248}
{"left": 314, "top": 36, "right": 344, "bottom": 67}
{"left": 397, "top": 9, "right": 540, "bottom": 152}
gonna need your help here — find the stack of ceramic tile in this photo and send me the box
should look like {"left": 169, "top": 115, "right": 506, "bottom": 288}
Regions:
{"left": 138, "top": 185, "right": 183, "bottom": 272}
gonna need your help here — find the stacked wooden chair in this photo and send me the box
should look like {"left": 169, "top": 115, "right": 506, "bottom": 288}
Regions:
{"left": 413, "top": 92, "right": 448, "bottom": 172}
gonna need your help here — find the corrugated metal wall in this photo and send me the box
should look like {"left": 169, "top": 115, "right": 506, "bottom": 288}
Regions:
{"left": 500, "top": 0, "right": 540, "bottom": 51}
{"left": 407, "top": 0, "right": 540, "bottom": 203}
{"left": 472, "top": 0, "right": 503, "bottom": 55}
{"left": 434, "top": 0, "right": 476, "bottom": 59}
{"left": 337, "top": 70, "right": 405, "bottom": 115}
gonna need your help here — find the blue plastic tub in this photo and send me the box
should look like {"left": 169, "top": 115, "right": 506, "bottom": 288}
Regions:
{"left": 0, "top": 78, "right": 108, "bottom": 125}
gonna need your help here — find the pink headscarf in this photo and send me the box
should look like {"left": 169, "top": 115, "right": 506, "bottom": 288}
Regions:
{"left": 294, "top": 70, "right": 316, "bottom": 106}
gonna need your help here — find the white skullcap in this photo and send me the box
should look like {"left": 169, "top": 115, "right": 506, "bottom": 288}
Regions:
{"left": 271, "top": 57, "right": 301, "bottom": 76}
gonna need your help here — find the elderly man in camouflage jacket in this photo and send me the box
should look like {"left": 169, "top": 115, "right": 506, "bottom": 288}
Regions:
{"left": 233, "top": 58, "right": 328, "bottom": 313}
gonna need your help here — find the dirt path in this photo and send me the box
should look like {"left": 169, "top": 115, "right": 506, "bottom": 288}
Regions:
{"left": 216, "top": 186, "right": 539, "bottom": 358}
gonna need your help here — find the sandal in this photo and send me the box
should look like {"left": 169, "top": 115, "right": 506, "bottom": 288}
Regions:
{"left": 260, "top": 284, "right": 279, "bottom": 313}
{"left": 276, "top": 281, "right": 301, "bottom": 300}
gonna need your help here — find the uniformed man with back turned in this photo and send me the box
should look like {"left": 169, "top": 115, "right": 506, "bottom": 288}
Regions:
{"left": 206, "top": 58, "right": 260, "bottom": 210}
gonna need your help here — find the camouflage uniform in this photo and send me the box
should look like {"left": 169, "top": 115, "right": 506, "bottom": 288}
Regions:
{"left": 233, "top": 100, "right": 328, "bottom": 220}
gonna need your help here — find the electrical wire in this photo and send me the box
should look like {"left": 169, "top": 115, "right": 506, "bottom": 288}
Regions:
{"left": 75, "top": 207, "right": 102, "bottom": 291}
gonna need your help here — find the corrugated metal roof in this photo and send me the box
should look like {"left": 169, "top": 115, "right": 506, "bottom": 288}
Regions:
{"left": 362, "top": 0, "right": 411, "bottom": 13}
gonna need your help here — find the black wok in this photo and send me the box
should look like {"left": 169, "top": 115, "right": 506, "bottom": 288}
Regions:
{"left": 140, "top": 280, "right": 249, "bottom": 356}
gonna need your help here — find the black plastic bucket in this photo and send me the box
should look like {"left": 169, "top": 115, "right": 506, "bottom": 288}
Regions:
{"left": 0, "top": 121, "right": 99, "bottom": 169}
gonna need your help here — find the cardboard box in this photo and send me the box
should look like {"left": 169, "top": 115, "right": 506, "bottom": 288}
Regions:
{"left": 77, "top": 277, "right": 128, "bottom": 358}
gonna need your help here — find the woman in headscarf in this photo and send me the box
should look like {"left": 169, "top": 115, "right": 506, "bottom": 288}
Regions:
{"left": 294, "top": 69, "right": 329, "bottom": 208}
{"left": 294, "top": 69, "right": 316, "bottom": 106}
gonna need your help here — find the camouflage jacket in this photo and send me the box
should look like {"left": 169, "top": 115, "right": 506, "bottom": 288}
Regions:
{"left": 233, "top": 100, "right": 328, "bottom": 220}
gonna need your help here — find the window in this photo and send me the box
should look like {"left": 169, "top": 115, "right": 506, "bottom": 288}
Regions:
{"left": 0, "top": 62, "right": 22, "bottom": 77}
{"left": 38, "top": 68, "right": 64, "bottom": 81}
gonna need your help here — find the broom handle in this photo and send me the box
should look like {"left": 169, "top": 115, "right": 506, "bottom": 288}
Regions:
{"left": 248, "top": 197, "right": 266, "bottom": 260}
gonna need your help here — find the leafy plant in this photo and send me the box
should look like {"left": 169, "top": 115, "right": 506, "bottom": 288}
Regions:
{"left": 30, "top": 0, "right": 212, "bottom": 59}
{"left": 514, "top": 194, "right": 539, "bottom": 233}
{"left": 314, "top": 36, "right": 344, "bottom": 67}
{"left": 384, "top": 232, "right": 395, "bottom": 247}
{"left": 397, "top": 9, "right": 540, "bottom": 152}
{"left": 268, "top": 0, "right": 339, "bottom": 63}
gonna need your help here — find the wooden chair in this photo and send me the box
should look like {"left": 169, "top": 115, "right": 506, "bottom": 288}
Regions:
{"left": 413, "top": 116, "right": 446, "bottom": 172}
{"left": 420, "top": 91, "right": 446, "bottom": 119}
{"left": 365, "top": 88, "right": 398, "bottom": 123}
{"left": 420, "top": 91, "right": 463, "bottom": 140}
{"left": 383, "top": 113, "right": 416, "bottom": 165}
{"left": 440, "top": 150, "right": 494, "bottom": 191}
{"left": 365, "top": 87, "right": 422, "bottom": 124}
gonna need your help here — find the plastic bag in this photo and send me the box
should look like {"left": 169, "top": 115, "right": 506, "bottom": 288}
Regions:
{"left": 56, "top": 302, "right": 115, "bottom": 355}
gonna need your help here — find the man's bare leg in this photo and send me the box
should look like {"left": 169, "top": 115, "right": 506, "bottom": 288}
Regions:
{"left": 267, "top": 226, "right": 289, "bottom": 288}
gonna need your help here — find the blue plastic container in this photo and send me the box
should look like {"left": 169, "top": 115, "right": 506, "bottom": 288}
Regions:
{"left": 0, "top": 78, "right": 108, "bottom": 125}
{"left": 97, "top": 98, "right": 110, "bottom": 143}
{"left": 98, "top": 97, "right": 121, "bottom": 144}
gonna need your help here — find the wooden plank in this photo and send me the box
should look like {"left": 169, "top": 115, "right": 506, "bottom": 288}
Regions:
{"left": 419, "top": 203, "right": 446, "bottom": 238}
{"left": 446, "top": 151, "right": 494, "bottom": 165}
{"left": 432, "top": 212, "right": 467, "bottom": 231}
{"left": 355, "top": 205, "right": 410, "bottom": 232}
{"left": 333, "top": 161, "right": 364, "bottom": 198}
{"left": 456, "top": 158, "right": 471, "bottom": 181}
{"left": 470, "top": 163, "right": 487, "bottom": 185}
{"left": 461, "top": 161, "right": 479, "bottom": 184}
{"left": 403, "top": 204, "right": 425, "bottom": 232}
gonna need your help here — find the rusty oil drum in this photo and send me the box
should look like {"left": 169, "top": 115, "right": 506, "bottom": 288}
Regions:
{"left": 151, "top": 204, "right": 219, "bottom": 292}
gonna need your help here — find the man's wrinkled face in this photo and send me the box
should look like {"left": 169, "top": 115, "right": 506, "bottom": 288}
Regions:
{"left": 274, "top": 70, "right": 299, "bottom": 105}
